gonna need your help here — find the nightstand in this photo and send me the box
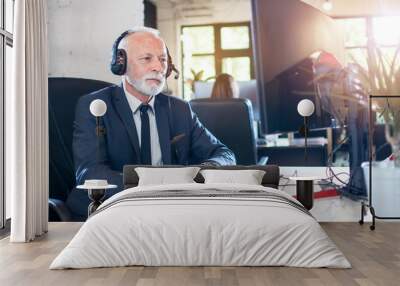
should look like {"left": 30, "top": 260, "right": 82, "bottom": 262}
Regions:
{"left": 289, "top": 176, "right": 321, "bottom": 210}
{"left": 77, "top": 180, "right": 117, "bottom": 216}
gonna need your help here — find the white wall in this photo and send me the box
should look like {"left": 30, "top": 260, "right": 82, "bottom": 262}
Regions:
{"left": 157, "top": 0, "right": 252, "bottom": 97}
{"left": 47, "top": 0, "right": 144, "bottom": 84}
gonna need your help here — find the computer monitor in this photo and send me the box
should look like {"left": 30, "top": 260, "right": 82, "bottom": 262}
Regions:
{"left": 251, "top": 0, "right": 343, "bottom": 134}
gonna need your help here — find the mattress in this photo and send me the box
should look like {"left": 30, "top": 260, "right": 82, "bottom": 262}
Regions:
{"left": 50, "top": 183, "right": 351, "bottom": 269}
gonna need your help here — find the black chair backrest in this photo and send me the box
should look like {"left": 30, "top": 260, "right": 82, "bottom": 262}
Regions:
{"left": 190, "top": 98, "right": 257, "bottom": 165}
{"left": 49, "top": 77, "right": 113, "bottom": 201}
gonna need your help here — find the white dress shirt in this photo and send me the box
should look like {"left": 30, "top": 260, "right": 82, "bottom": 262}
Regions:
{"left": 123, "top": 82, "right": 163, "bottom": 165}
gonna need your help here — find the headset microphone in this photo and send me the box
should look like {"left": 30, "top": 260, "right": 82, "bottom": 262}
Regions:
{"left": 171, "top": 64, "right": 180, "bottom": 80}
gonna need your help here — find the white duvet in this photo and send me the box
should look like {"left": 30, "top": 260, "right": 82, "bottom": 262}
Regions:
{"left": 50, "top": 183, "right": 351, "bottom": 269}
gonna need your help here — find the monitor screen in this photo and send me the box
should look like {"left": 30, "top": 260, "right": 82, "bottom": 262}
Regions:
{"left": 251, "top": 0, "right": 343, "bottom": 134}
{"left": 261, "top": 52, "right": 335, "bottom": 134}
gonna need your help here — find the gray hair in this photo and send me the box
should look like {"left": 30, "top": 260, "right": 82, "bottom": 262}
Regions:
{"left": 118, "top": 26, "right": 161, "bottom": 50}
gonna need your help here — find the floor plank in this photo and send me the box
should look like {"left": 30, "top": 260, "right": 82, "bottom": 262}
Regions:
{"left": 0, "top": 222, "right": 399, "bottom": 286}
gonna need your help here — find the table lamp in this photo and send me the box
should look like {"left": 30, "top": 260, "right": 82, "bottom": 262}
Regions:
{"left": 90, "top": 99, "right": 107, "bottom": 162}
{"left": 297, "top": 99, "right": 315, "bottom": 162}
{"left": 90, "top": 99, "right": 107, "bottom": 135}
{"left": 80, "top": 99, "right": 110, "bottom": 216}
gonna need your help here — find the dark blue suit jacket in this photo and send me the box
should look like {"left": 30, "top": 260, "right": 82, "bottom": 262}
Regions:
{"left": 67, "top": 84, "right": 236, "bottom": 219}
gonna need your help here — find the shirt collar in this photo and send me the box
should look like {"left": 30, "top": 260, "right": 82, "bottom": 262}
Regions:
{"left": 122, "top": 80, "right": 155, "bottom": 114}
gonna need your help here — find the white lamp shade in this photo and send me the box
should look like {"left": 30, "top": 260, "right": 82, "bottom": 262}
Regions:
{"left": 297, "top": 99, "right": 315, "bottom": 117}
{"left": 89, "top": 99, "right": 107, "bottom": 117}
{"left": 322, "top": 0, "right": 333, "bottom": 11}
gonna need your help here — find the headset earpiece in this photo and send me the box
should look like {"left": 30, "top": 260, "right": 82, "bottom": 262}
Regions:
{"left": 171, "top": 63, "right": 180, "bottom": 80}
{"left": 110, "top": 31, "right": 130, "bottom": 76}
{"left": 111, "top": 49, "right": 127, "bottom": 75}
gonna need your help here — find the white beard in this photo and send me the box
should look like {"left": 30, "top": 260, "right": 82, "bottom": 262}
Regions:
{"left": 125, "top": 72, "right": 165, "bottom": 97}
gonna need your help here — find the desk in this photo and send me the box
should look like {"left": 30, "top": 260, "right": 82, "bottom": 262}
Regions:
{"left": 257, "top": 144, "right": 327, "bottom": 166}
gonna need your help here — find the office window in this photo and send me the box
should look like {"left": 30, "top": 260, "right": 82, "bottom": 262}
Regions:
{"left": 5, "top": 43, "right": 11, "bottom": 220}
{"left": 337, "top": 18, "right": 367, "bottom": 47}
{"left": 220, "top": 26, "right": 249, "bottom": 50}
{"left": 372, "top": 16, "right": 400, "bottom": 46}
{"left": 336, "top": 16, "right": 400, "bottom": 71}
{"left": 222, "top": 57, "right": 251, "bottom": 81}
{"left": 5, "top": 0, "right": 13, "bottom": 32}
{"left": 181, "top": 22, "right": 254, "bottom": 99}
{"left": 187, "top": 55, "right": 216, "bottom": 80}
{"left": 372, "top": 16, "right": 400, "bottom": 72}
{"left": 1, "top": 0, "right": 14, "bottom": 230}
{"left": 336, "top": 15, "right": 400, "bottom": 125}
{"left": 335, "top": 17, "right": 368, "bottom": 70}
{"left": 182, "top": 26, "right": 215, "bottom": 54}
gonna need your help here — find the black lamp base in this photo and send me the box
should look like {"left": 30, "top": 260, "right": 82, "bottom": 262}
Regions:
{"left": 87, "top": 189, "right": 106, "bottom": 216}
{"left": 296, "top": 180, "right": 314, "bottom": 210}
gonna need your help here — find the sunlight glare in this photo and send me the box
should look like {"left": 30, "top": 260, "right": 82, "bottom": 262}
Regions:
{"left": 373, "top": 16, "right": 400, "bottom": 46}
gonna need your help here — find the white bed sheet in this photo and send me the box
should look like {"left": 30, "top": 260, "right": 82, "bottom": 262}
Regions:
{"left": 50, "top": 183, "right": 351, "bottom": 269}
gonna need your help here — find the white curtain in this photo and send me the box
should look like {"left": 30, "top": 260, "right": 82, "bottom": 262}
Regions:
{"left": 6, "top": 0, "right": 49, "bottom": 242}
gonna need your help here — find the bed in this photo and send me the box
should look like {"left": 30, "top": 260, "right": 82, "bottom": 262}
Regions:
{"left": 50, "top": 165, "right": 350, "bottom": 269}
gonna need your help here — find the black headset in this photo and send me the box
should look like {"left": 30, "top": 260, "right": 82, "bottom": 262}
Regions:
{"left": 110, "top": 30, "right": 179, "bottom": 79}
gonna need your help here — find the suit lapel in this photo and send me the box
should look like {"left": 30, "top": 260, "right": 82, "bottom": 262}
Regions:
{"left": 112, "top": 85, "right": 141, "bottom": 161}
{"left": 155, "top": 95, "right": 172, "bottom": 164}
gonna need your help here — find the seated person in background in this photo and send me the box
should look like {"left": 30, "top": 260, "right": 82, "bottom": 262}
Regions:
{"left": 210, "top": 73, "right": 261, "bottom": 141}
{"left": 211, "top": 73, "right": 240, "bottom": 99}
{"left": 68, "top": 27, "right": 236, "bottom": 219}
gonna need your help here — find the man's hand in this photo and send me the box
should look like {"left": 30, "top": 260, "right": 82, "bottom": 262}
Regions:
{"left": 200, "top": 160, "right": 221, "bottom": 167}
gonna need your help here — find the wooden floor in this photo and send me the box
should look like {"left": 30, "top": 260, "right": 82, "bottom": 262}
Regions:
{"left": 0, "top": 222, "right": 399, "bottom": 286}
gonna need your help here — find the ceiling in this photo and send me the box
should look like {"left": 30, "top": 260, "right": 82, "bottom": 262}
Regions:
{"left": 153, "top": 0, "right": 328, "bottom": 19}
{"left": 154, "top": 0, "right": 400, "bottom": 19}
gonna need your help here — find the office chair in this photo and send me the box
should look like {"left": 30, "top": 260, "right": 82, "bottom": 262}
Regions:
{"left": 48, "top": 77, "right": 113, "bottom": 221}
{"left": 190, "top": 98, "right": 268, "bottom": 165}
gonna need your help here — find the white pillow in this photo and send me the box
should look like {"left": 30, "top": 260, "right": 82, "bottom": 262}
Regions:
{"left": 200, "top": 169, "right": 266, "bottom": 185}
{"left": 135, "top": 167, "right": 201, "bottom": 186}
